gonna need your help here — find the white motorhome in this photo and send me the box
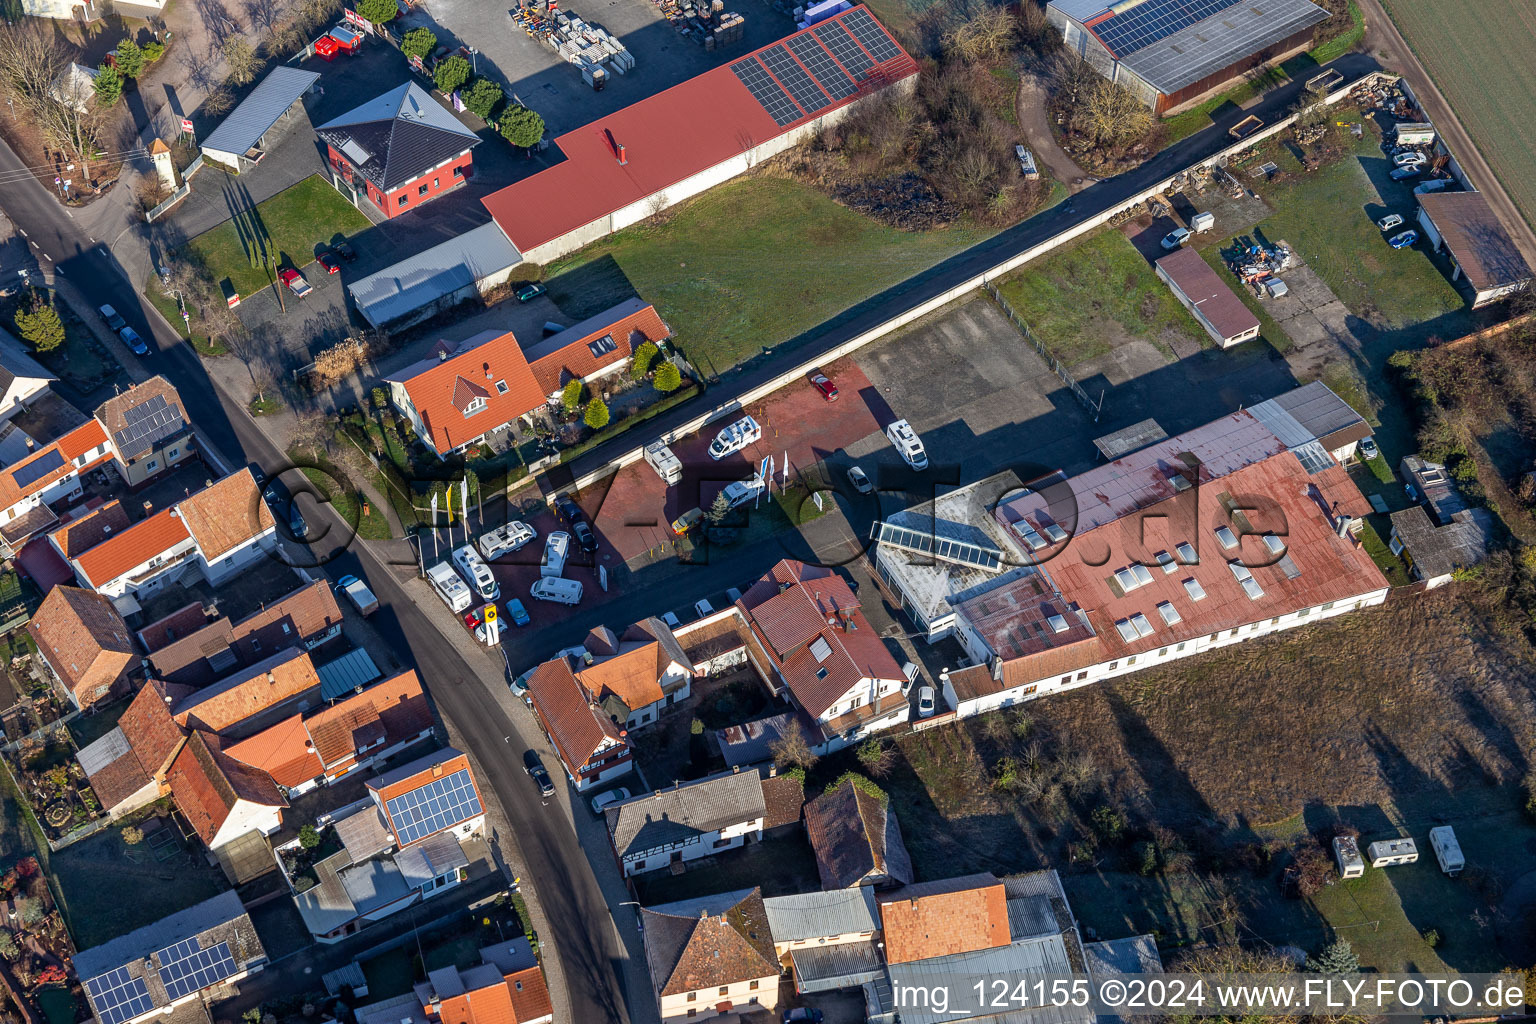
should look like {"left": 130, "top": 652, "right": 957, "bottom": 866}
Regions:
{"left": 721, "top": 473, "right": 767, "bottom": 509}
{"left": 885, "top": 419, "right": 928, "bottom": 469}
{"left": 452, "top": 544, "right": 500, "bottom": 601}
{"left": 542, "top": 532, "right": 570, "bottom": 578}
{"left": 426, "top": 561, "right": 472, "bottom": 613}
{"left": 478, "top": 521, "right": 537, "bottom": 560}
{"left": 644, "top": 440, "right": 683, "bottom": 485}
{"left": 708, "top": 416, "right": 761, "bottom": 460}
{"left": 531, "top": 577, "right": 583, "bottom": 605}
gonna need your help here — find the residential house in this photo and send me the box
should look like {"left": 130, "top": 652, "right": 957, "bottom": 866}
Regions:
{"left": 66, "top": 469, "right": 276, "bottom": 610}
{"left": 877, "top": 873, "right": 1011, "bottom": 965}
{"left": 639, "top": 887, "right": 779, "bottom": 1023}
{"left": 803, "top": 777, "right": 912, "bottom": 891}
{"left": 384, "top": 299, "right": 670, "bottom": 458}
{"left": 316, "top": 82, "right": 480, "bottom": 220}
{"left": 94, "top": 377, "right": 196, "bottom": 488}
{"left": 0, "top": 328, "right": 55, "bottom": 424}
{"left": 414, "top": 938, "right": 553, "bottom": 1024}
{"left": 577, "top": 617, "right": 694, "bottom": 728}
{"left": 762, "top": 888, "right": 881, "bottom": 995}
{"left": 1416, "top": 191, "right": 1533, "bottom": 307}
{"left": 76, "top": 678, "right": 187, "bottom": 818}
{"left": 524, "top": 658, "right": 633, "bottom": 792}
{"left": 759, "top": 769, "right": 805, "bottom": 837}
{"left": 737, "top": 560, "right": 910, "bottom": 752}
{"left": 148, "top": 580, "right": 344, "bottom": 687}
{"left": 0, "top": 419, "right": 114, "bottom": 557}
{"left": 1389, "top": 455, "right": 1495, "bottom": 587}
{"left": 171, "top": 647, "right": 324, "bottom": 737}
{"left": 295, "top": 749, "right": 485, "bottom": 940}
{"left": 604, "top": 768, "right": 766, "bottom": 876}
{"left": 166, "top": 730, "right": 288, "bottom": 850}
{"left": 74, "top": 891, "right": 267, "bottom": 1024}
{"left": 27, "top": 585, "right": 135, "bottom": 708}
{"left": 48, "top": 501, "right": 132, "bottom": 572}
{"left": 870, "top": 394, "right": 1391, "bottom": 719}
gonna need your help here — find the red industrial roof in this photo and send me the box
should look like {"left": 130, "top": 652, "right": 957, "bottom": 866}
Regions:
{"left": 481, "top": 6, "right": 917, "bottom": 252}
{"left": 1155, "top": 247, "right": 1260, "bottom": 342}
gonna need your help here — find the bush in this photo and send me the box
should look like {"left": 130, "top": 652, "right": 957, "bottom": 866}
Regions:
{"left": 1134, "top": 839, "right": 1159, "bottom": 875}
{"left": 1090, "top": 804, "right": 1126, "bottom": 845}
{"left": 1305, "top": 939, "right": 1360, "bottom": 974}
{"left": 689, "top": 717, "right": 703, "bottom": 736}
{"left": 583, "top": 398, "right": 610, "bottom": 430}
{"left": 499, "top": 105, "right": 545, "bottom": 148}
{"left": 354, "top": 0, "right": 397, "bottom": 25}
{"left": 371, "top": 386, "right": 388, "bottom": 410}
{"left": 856, "top": 738, "right": 895, "bottom": 777}
{"left": 401, "top": 26, "right": 437, "bottom": 59}
{"left": 560, "top": 379, "right": 584, "bottom": 412}
{"left": 93, "top": 64, "right": 124, "bottom": 105}
{"left": 653, "top": 362, "right": 682, "bottom": 392}
{"left": 1525, "top": 771, "right": 1536, "bottom": 822}
{"left": 434, "top": 56, "right": 471, "bottom": 96}
{"left": 120, "top": 825, "right": 143, "bottom": 845}
{"left": 631, "top": 340, "right": 659, "bottom": 380}
{"left": 142, "top": 40, "right": 165, "bottom": 62}
{"left": 1422, "top": 928, "right": 1441, "bottom": 948}
{"left": 14, "top": 293, "right": 64, "bottom": 352}
{"left": 462, "top": 77, "right": 503, "bottom": 120}
{"left": 298, "top": 824, "right": 321, "bottom": 849}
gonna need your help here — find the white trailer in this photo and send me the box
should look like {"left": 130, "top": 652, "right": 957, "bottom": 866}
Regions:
{"left": 426, "top": 561, "right": 472, "bottom": 614}
{"left": 1395, "top": 122, "right": 1436, "bottom": 146}
{"left": 541, "top": 532, "right": 569, "bottom": 578}
{"left": 1428, "top": 826, "right": 1463, "bottom": 876}
{"left": 1366, "top": 837, "right": 1419, "bottom": 868}
{"left": 644, "top": 440, "right": 683, "bottom": 485}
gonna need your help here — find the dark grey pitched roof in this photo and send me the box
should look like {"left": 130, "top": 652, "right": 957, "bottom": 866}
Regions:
{"left": 605, "top": 770, "right": 766, "bottom": 859}
{"left": 73, "top": 890, "right": 261, "bottom": 984}
{"left": 804, "top": 779, "right": 913, "bottom": 890}
{"left": 316, "top": 82, "right": 480, "bottom": 192}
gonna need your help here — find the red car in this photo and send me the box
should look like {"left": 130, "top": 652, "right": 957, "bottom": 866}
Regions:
{"left": 317, "top": 251, "right": 341, "bottom": 274}
{"left": 810, "top": 371, "right": 838, "bottom": 402}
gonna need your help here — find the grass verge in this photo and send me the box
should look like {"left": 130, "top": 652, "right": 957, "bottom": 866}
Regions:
{"left": 297, "top": 461, "right": 392, "bottom": 541}
{"left": 183, "top": 175, "right": 370, "bottom": 299}
{"left": 543, "top": 177, "right": 996, "bottom": 378}
{"left": 142, "top": 279, "right": 226, "bottom": 356}
{"left": 1355, "top": 518, "right": 1412, "bottom": 586}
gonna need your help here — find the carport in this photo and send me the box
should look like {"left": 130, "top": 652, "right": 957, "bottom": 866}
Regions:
{"left": 348, "top": 221, "right": 523, "bottom": 330}
{"left": 200, "top": 67, "right": 322, "bottom": 173}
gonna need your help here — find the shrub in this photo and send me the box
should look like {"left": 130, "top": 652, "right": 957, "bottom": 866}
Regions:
{"left": 856, "top": 738, "right": 894, "bottom": 777}
{"left": 93, "top": 64, "right": 124, "bottom": 105}
{"left": 298, "top": 824, "right": 321, "bottom": 849}
{"left": 560, "top": 379, "right": 584, "bottom": 412}
{"left": 0, "top": 933, "right": 16, "bottom": 960}
{"left": 991, "top": 756, "right": 1020, "bottom": 791}
{"left": 462, "top": 77, "right": 503, "bottom": 120}
{"left": 371, "top": 386, "right": 388, "bottom": 410}
{"left": 499, "top": 105, "right": 545, "bottom": 148}
{"left": 832, "top": 771, "right": 886, "bottom": 803}
{"left": 114, "top": 38, "right": 146, "bottom": 78}
{"left": 1525, "top": 771, "right": 1536, "bottom": 822}
{"left": 14, "top": 294, "right": 64, "bottom": 353}
{"left": 1134, "top": 839, "right": 1159, "bottom": 875}
{"left": 401, "top": 26, "right": 437, "bottom": 59}
{"left": 631, "top": 341, "right": 659, "bottom": 380}
{"left": 354, "top": 0, "right": 397, "bottom": 25}
{"left": 689, "top": 717, "right": 704, "bottom": 736}
{"left": 1305, "top": 939, "right": 1360, "bottom": 974}
{"left": 1090, "top": 804, "right": 1126, "bottom": 845}
{"left": 142, "top": 41, "right": 165, "bottom": 62}
{"left": 120, "top": 825, "right": 144, "bottom": 845}
{"left": 583, "top": 398, "right": 609, "bottom": 429}
{"left": 434, "top": 56, "right": 471, "bottom": 96}
{"left": 653, "top": 362, "right": 682, "bottom": 392}
{"left": 1422, "top": 928, "right": 1441, "bottom": 948}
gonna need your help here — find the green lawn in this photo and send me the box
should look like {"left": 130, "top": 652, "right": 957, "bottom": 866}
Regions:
{"left": 142, "top": 278, "right": 227, "bottom": 356}
{"left": 184, "top": 175, "right": 369, "bottom": 300}
{"left": 1309, "top": 866, "right": 1450, "bottom": 974}
{"left": 993, "top": 229, "right": 1207, "bottom": 367}
{"left": 1356, "top": 518, "right": 1412, "bottom": 586}
{"left": 1309, "top": 0, "right": 1364, "bottom": 63}
{"left": 543, "top": 177, "right": 995, "bottom": 377}
{"left": 297, "top": 462, "right": 392, "bottom": 541}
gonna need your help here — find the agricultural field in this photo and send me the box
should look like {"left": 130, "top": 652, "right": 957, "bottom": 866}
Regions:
{"left": 1380, "top": 0, "right": 1536, "bottom": 232}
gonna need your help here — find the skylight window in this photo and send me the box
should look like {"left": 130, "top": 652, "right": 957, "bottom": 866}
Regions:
{"left": 1262, "top": 534, "right": 1286, "bottom": 555}
{"left": 1176, "top": 541, "right": 1196, "bottom": 562}
{"left": 809, "top": 637, "right": 833, "bottom": 662}
{"left": 1115, "top": 619, "right": 1139, "bottom": 643}
{"left": 1042, "top": 523, "right": 1068, "bottom": 543}
{"left": 1130, "top": 564, "right": 1153, "bottom": 586}
{"left": 1155, "top": 550, "right": 1176, "bottom": 574}
{"left": 587, "top": 335, "right": 618, "bottom": 358}
{"left": 1157, "top": 601, "right": 1181, "bottom": 625}
{"left": 1048, "top": 613, "right": 1070, "bottom": 634}
{"left": 1241, "top": 577, "right": 1264, "bottom": 600}
{"left": 1214, "top": 525, "right": 1238, "bottom": 549}
{"left": 494, "top": 380, "right": 508, "bottom": 395}
{"left": 1229, "top": 562, "right": 1253, "bottom": 582}
{"left": 1014, "top": 522, "right": 1046, "bottom": 551}
{"left": 1130, "top": 612, "right": 1154, "bottom": 637}
{"left": 1113, "top": 567, "right": 1137, "bottom": 591}
{"left": 1183, "top": 578, "right": 1207, "bottom": 601}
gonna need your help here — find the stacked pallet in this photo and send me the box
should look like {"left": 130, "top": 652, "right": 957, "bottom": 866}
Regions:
{"left": 652, "top": 0, "right": 744, "bottom": 46}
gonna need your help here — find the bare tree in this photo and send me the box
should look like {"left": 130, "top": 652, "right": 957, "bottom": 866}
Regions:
{"left": 35, "top": 99, "right": 105, "bottom": 179}
{"left": 0, "top": 25, "right": 68, "bottom": 109}
{"left": 942, "top": 7, "right": 1017, "bottom": 63}
{"left": 1076, "top": 79, "right": 1153, "bottom": 146}
{"left": 243, "top": 0, "right": 281, "bottom": 35}
{"left": 289, "top": 410, "right": 332, "bottom": 458}
{"left": 769, "top": 721, "right": 819, "bottom": 771}
{"left": 222, "top": 38, "right": 260, "bottom": 85}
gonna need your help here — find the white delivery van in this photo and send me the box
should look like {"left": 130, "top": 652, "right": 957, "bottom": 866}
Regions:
{"left": 452, "top": 544, "right": 500, "bottom": 601}
{"left": 721, "top": 473, "right": 766, "bottom": 509}
{"left": 885, "top": 419, "right": 928, "bottom": 469}
{"left": 644, "top": 440, "right": 683, "bottom": 485}
{"left": 478, "top": 521, "right": 536, "bottom": 560}
{"left": 336, "top": 575, "right": 379, "bottom": 616}
{"left": 1428, "top": 826, "right": 1463, "bottom": 876}
{"left": 426, "top": 562, "right": 472, "bottom": 613}
{"left": 531, "top": 577, "right": 583, "bottom": 604}
{"left": 708, "top": 416, "right": 761, "bottom": 460}
{"left": 542, "top": 531, "right": 570, "bottom": 578}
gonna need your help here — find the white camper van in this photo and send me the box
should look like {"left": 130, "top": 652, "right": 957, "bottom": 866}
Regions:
{"left": 885, "top": 419, "right": 928, "bottom": 469}
{"left": 531, "top": 577, "right": 583, "bottom": 605}
{"left": 542, "top": 532, "right": 570, "bottom": 578}
{"left": 426, "top": 561, "right": 472, "bottom": 613}
{"left": 452, "top": 545, "right": 500, "bottom": 601}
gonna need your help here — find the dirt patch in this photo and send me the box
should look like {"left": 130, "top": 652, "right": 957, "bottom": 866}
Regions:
{"left": 830, "top": 172, "right": 964, "bottom": 232}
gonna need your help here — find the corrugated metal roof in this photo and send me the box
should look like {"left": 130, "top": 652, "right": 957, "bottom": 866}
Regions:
{"left": 1048, "top": 0, "right": 1112, "bottom": 23}
{"left": 878, "top": 934, "right": 1085, "bottom": 1024}
{"left": 1117, "top": 0, "right": 1330, "bottom": 94}
{"left": 200, "top": 68, "right": 320, "bottom": 157}
{"left": 316, "top": 646, "right": 383, "bottom": 701}
{"left": 789, "top": 940, "right": 884, "bottom": 993}
{"left": 348, "top": 221, "right": 522, "bottom": 328}
{"left": 763, "top": 887, "right": 879, "bottom": 943}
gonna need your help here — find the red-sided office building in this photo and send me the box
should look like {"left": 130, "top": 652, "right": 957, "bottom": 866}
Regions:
{"left": 315, "top": 81, "right": 480, "bottom": 220}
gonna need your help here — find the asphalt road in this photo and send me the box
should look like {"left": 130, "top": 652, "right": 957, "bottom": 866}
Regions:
{"left": 0, "top": 138, "right": 636, "bottom": 1024}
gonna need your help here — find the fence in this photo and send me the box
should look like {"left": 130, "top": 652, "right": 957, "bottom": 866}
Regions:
{"left": 143, "top": 156, "right": 205, "bottom": 223}
{"left": 985, "top": 282, "right": 1103, "bottom": 421}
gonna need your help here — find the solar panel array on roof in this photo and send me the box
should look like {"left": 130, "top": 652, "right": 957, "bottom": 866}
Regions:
{"left": 12, "top": 449, "right": 64, "bottom": 489}
{"left": 1092, "top": 0, "right": 1243, "bottom": 54}
{"left": 786, "top": 33, "right": 857, "bottom": 100}
{"left": 384, "top": 767, "right": 482, "bottom": 846}
{"left": 157, "top": 937, "right": 238, "bottom": 1000}
{"left": 841, "top": 7, "right": 902, "bottom": 62}
{"left": 114, "top": 394, "right": 185, "bottom": 457}
{"left": 85, "top": 968, "right": 154, "bottom": 1024}
{"left": 760, "top": 45, "right": 830, "bottom": 117}
{"left": 730, "top": 57, "right": 801, "bottom": 127}
{"left": 812, "top": 19, "right": 875, "bottom": 80}
{"left": 875, "top": 520, "right": 1004, "bottom": 573}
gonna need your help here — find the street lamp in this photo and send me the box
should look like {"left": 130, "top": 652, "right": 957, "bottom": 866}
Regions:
{"left": 469, "top": 46, "right": 478, "bottom": 73}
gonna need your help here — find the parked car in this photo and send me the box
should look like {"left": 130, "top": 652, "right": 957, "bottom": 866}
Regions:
{"left": 1359, "top": 437, "right": 1380, "bottom": 460}
{"left": 809, "top": 370, "right": 838, "bottom": 401}
{"left": 279, "top": 268, "right": 312, "bottom": 297}
{"left": 505, "top": 598, "right": 531, "bottom": 626}
{"left": 473, "top": 614, "right": 505, "bottom": 645}
{"left": 591, "top": 788, "right": 631, "bottom": 814}
{"left": 671, "top": 507, "right": 703, "bottom": 536}
{"left": 783, "top": 1010, "right": 824, "bottom": 1023}
{"left": 1376, "top": 214, "right": 1404, "bottom": 232}
{"left": 523, "top": 751, "right": 555, "bottom": 798}
{"left": 516, "top": 282, "right": 547, "bottom": 303}
{"left": 1160, "top": 227, "right": 1191, "bottom": 250}
{"left": 98, "top": 304, "right": 126, "bottom": 331}
{"left": 1388, "top": 165, "right": 1423, "bottom": 181}
{"left": 846, "top": 466, "right": 873, "bottom": 495}
{"left": 554, "top": 493, "right": 585, "bottom": 525}
{"left": 288, "top": 503, "right": 309, "bottom": 541}
{"left": 694, "top": 598, "right": 714, "bottom": 617}
{"left": 334, "top": 241, "right": 358, "bottom": 263}
{"left": 1388, "top": 230, "right": 1419, "bottom": 249}
{"left": 317, "top": 251, "right": 342, "bottom": 275}
{"left": 916, "top": 686, "right": 936, "bottom": 718}
{"left": 336, "top": 574, "right": 378, "bottom": 615}
{"left": 118, "top": 326, "right": 149, "bottom": 356}
{"left": 1393, "top": 151, "right": 1427, "bottom": 168}
{"left": 571, "top": 519, "right": 598, "bottom": 553}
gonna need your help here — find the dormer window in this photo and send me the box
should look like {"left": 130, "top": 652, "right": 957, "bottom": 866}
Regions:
{"left": 464, "top": 397, "right": 486, "bottom": 417}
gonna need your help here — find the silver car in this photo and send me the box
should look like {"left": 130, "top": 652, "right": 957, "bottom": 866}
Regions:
{"left": 847, "top": 466, "right": 873, "bottom": 495}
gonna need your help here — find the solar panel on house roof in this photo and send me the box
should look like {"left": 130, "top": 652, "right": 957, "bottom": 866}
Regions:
{"left": 157, "top": 938, "right": 238, "bottom": 1000}
{"left": 786, "top": 33, "right": 857, "bottom": 100}
{"left": 384, "top": 767, "right": 482, "bottom": 846}
{"left": 875, "top": 521, "right": 1004, "bottom": 573}
{"left": 812, "top": 19, "right": 875, "bottom": 80}
{"left": 85, "top": 968, "right": 155, "bottom": 1024}
{"left": 113, "top": 394, "right": 185, "bottom": 456}
{"left": 760, "top": 44, "right": 831, "bottom": 117}
{"left": 730, "top": 57, "right": 802, "bottom": 127}
{"left": 1092, "top": 0, "right": 1244, "bottom": 56}
{"left": 841, "top": 7, "right": 902, "bottom": 62}
{"left": 12, "top": 449, "right": 64, "bottom": 489}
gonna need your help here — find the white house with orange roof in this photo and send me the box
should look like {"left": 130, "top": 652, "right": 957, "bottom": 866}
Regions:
{"left": 0, "top": 419, "right": 114, "bottom": 557}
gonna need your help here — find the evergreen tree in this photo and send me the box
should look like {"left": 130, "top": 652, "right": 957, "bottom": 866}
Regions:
{"left": 433, "top": 55, "right": 471, "bottom": 95}
{"left": 706, "top": 490, "right": 731, "bottom": 524}
{"left": 583, "top": 398, "right": 609, "bottom": 429}
{"left": 113, "top": 38, "right": 145, "bottom": 78}
{"left": 93, "top": 64, "right": 124, "bottom": 105}
{"left": 14, "top": 294, "right": 64, "bottom": 353}
{"left": 462, "top": 78, "right": 503, "bottom": 120}
{"left": 1305, "top": 940, "right": 1360, "bottom": 974}
{"left": 401, "top": 27, "right": 437, "bottom": 59}
{"left": 653, "top": 362, "right": 682, "bottom": 392}
{"left": 499, "top": 105, "right": 545, "bottom": 148}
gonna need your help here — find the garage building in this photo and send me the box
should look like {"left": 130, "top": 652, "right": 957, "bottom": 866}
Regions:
{"left": 200, "top": 68, "right": 321, "bottom": 173}
{"left": 1154, "top": 246, "right": 1261, "bottom": 348}
{"left": 1415, "top": 191, "right": 1533, "bottom": 308}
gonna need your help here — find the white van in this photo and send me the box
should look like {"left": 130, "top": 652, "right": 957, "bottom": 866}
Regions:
{"left": 708, "top": 416, "right": 761, "bottom": 460}
{"left": 531, "top": 577, "right": 583, "bottom": 605}
{"left": 542, "top": 532, "right": 570, "bottom": 578}
{"left": 452, "top": 544, "right": 500, "bottom": 601}
{"left": 885, "top": 419, "right": 928, "bottom": 469}
{"left": 478, "top": 521, "right": 536, "bottom": 560}
{"left": 426, "top": 562, "right": 472, "bottom": 613}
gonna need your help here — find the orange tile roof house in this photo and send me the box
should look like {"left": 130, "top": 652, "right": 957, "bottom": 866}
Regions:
{"left": 576, "top": 617, "right": 694, "bottom": 728}
{"left": 27, "top": 585, "right": 136, "bottom": 708}
{"left": 173, "top": 647, "right": 324, "bottom": 736}
{"left": 414, "top": 938, "right": 553, "bottom": 1024}
{"left": 877, "top": 873, "right": 1010, "bottom": 965}
{"left": 640, "top": 887, "right": 779, "bottom": 1023}
{"left": 149, "top": 579, "right": 345, "bottom": 687}
{"left": 47, "top": 500, "right": 131, "bottom": 563}
{"left": 383, "top": 298, "right": 670, "bottom": 457}
{"left": 66, "top": 468, "right": 276, "bottom": 608}
{"left": 0, "top": 418, "right": 113, "bottom": 556}
{"left": 92, "top": 376, "right": 196, "bottom": 488}
{"left": 524, "top": 657, "right": 633, "bottom": 793}
{"left": 168, "top": 730, "right": 288, "bottom": 848}
{"left": 803, "top": 776, "right": 912, "bottom": 890}
{"left": 76, "top": 678, "right": 186, "bottom": 817}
